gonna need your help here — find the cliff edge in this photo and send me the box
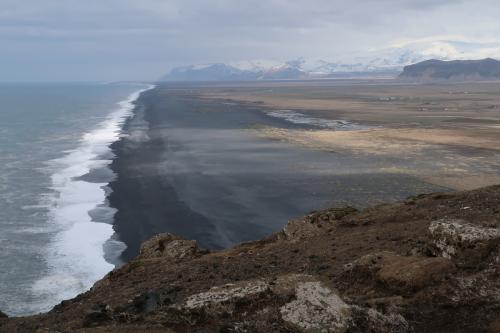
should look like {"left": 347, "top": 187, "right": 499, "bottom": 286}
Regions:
{"left": 1, "top": 186, "right": 500, "bottom": 332}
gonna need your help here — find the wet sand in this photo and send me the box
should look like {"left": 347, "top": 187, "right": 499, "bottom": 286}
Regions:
{"left": 108, "top": 84, "right": 446, "bottom": 261}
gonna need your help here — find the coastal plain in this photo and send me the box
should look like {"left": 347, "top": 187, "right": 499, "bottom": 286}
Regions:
{"left": 202, "top": 80, "right": 500, "bottom": 190}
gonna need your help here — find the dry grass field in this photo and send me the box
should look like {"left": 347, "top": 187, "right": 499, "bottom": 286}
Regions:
{"left": 201, "top": 80, "right": 500, "bottom": 190}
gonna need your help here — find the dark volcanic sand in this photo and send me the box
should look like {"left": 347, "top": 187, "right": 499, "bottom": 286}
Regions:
{"left": 109, "top": 84, "right": 446, "bottom": 261}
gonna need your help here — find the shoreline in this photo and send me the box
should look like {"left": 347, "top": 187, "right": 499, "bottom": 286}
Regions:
{"left": 107, "top": 87, "right": 222, "bottom": 261}
{"left": 107, "top": 83, "right": 446, "bottom": 262}
{"left": 28, "top": 84, "right": 154, "bottom": 315}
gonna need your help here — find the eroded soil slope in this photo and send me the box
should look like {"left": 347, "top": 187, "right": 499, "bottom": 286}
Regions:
{"left": 1, "top": 186, "right": 500, "bottom": 332}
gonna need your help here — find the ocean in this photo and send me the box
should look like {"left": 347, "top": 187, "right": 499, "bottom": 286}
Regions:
{"left": 0, "top": 82, "right": 152, "bottom": 316}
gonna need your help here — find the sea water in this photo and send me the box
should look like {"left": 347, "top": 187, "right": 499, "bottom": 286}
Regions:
{"left": 0, "top": 82, "right": 152, "bottom": 316}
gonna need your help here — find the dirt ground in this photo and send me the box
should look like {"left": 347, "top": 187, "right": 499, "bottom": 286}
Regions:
{"left": 2, "top": 185, "right": 499, "bottom": 332}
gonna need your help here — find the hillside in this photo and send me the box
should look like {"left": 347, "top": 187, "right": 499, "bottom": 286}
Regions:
{"left": 1, "top": 186, "right": 499, "bottom": 332}
{"left": 399, "top": 58, "right": 500, "bottom": 81}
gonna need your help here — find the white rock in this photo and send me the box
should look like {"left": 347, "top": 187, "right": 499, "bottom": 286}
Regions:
{"left": 183, "top": 280, "right": 269, "bottom": 310}
{"left": 429, "top": 219, "right": 500, "bottom": 266}
{"left": 280, "top": 281, "right": 351, "bottom": 333}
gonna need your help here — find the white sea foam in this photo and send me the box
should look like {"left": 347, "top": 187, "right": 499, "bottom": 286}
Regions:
{"left": 31, "top": 84, "right": 155, "bottom": 312}
{"left": 265, "top": 109, "right": 368, "bottom": 130}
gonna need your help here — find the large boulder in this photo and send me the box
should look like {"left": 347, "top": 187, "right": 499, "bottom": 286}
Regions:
{"left": 181, "top": 279, "right": 270, "bottom": 313}
{"left": 280, "top": 281, "right": 351, "bottom": 333}
{"left": 428, "top": 219, "right": 500, "bottom": 267}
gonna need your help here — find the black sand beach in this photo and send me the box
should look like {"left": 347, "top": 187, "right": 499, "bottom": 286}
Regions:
{"left": 108, "top": 84, "right": 446, "bottom": 261}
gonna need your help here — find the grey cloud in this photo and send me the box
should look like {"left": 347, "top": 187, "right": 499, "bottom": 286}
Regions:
{"left": 0, "top": 0, "right": 498, "bottom": 81}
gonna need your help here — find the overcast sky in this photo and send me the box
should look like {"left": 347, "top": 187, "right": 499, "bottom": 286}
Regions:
{"left": 1, "top": 0, "right": 500, "bottom": 81}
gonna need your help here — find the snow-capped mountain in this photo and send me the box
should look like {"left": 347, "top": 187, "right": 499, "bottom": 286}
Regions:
{"left": 159, "top": 61, "right": 309, "bottom": 81}
{"left": 159, "top": 53, "right": 420, "bottom": 81}
{"left": 160, "top": 38, "right": 500, "bottom": 81}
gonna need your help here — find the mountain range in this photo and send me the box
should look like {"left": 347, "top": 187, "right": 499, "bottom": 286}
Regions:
{"left": 160, "top": 39, "right": 500, "bottom": 81}
{"left": 159, "top": 52, "right": 420, "bottom": 81}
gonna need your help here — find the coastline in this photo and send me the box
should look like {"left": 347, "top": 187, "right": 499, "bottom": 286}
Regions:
{"left": 2, "top": 81, "right": 498, "bottom": 330}
{"left": 108, "top": 83, "right": 446, "bottom": 262}
{"left": 30, "top": 84, "right": 155, "bottom": 314}
{"left": 107, "top": 87, "right": 222, "bottom": 261}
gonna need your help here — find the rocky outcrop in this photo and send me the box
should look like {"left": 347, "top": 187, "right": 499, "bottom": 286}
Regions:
{"left": 170, "top": 273, "right": 406, "bottom": 333}
{"left": 182, "top": 279, "right": 269, "bottom": 311}
{"left": 428, "top": 219, "right": 500, "bottom": 267}
{"left": 137, "top": 233, "right": 205, "bottom": 261}
{"left": 1, "top": 185, "right": 499, "bottom": 332}
{"left": 279, "top": 281, "right": 351, "bottom": 333}
{"left": 280, "top": 207, "right": 358, "bottom": 241}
